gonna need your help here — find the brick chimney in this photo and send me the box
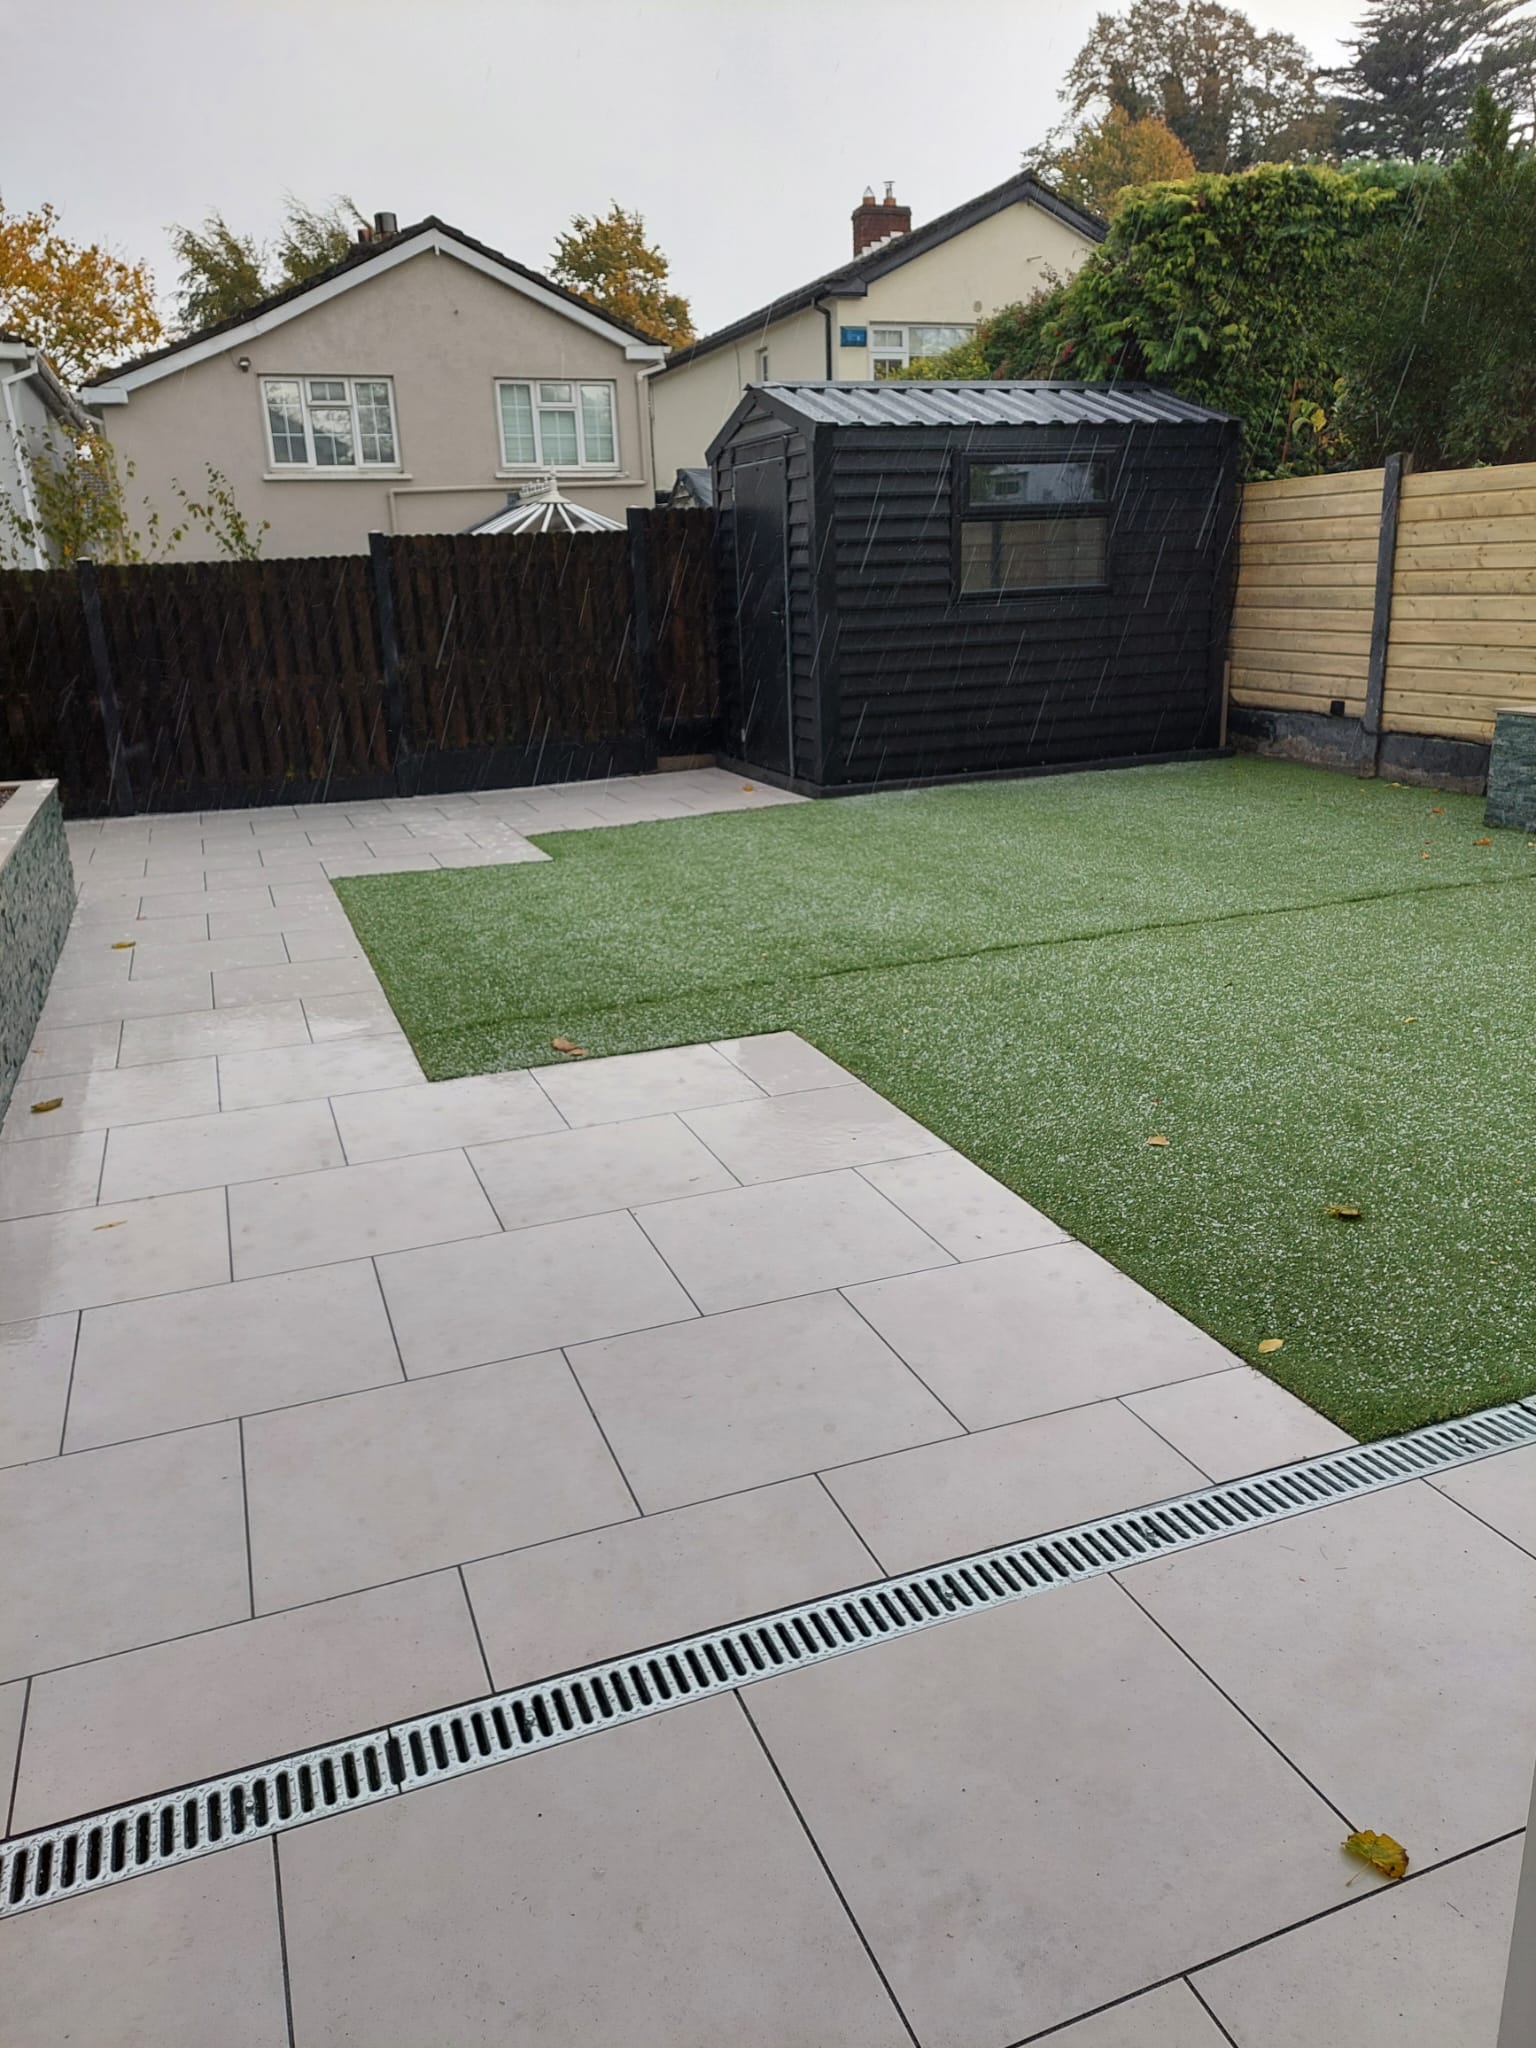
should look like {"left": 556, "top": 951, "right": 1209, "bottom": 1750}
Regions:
{"left": 852, "top": 181, "right": 912, "bottom": 257}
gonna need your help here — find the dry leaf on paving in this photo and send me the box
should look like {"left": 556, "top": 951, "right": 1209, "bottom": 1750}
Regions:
{"left": 1344, "top": 1830, "right": 1408, "bottom": 1881}
{"left": 550, "top": 1037, "right": 589, "bottom": 1058}
{"left": 110, "top": 940, "right": 136, "bottom": 950}
{"left": 92, "top": 1220, "right": 125, "bottom": 1232}
{"left": 1327, "top": 1204, "right": 1362, "bottom": 1220}
{"left": 1146, "top": 1134, "right": 1170, "bottom": 1147}
{"left": 30, "top": 1098, "right": 63, "bottom": 1115}
{"left": 1473, "top": 838, "right": 1492, "bottom": 847}
{"left": 1258, "top": 1337, "right": 1285, "bottom": 1354}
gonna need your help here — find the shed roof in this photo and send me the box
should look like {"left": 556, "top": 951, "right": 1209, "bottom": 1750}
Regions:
{"left": 754, "top": 381, "right": 1233, "bottom": 430}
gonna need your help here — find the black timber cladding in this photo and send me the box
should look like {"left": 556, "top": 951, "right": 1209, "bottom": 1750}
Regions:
{"left": 710, "top": 382, "right": 1241, "bottom": 792}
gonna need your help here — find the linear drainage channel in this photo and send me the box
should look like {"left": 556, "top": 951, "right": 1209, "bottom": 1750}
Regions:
{"left": 5, "top": 1395, "right": 1536, "bottom": 1920}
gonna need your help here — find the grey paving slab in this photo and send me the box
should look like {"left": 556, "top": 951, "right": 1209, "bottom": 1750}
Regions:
{"left": 99, "top": 1098, "right": 344, "bottom": 1201}
{"left": 1047, "top": 1984, "right": 1232, "bottom": 2046}
{"left": 46, "top": 945, "right": 133, "bottom": 990}
{"left": 535, "top": 1042, "right": 764, "bottom": 1126}
{"left": 331, "top": 1069, "right": 563, "bottom": 1163}
{"left": 468, "top": 1112, "right": 735, "bottom": 1230}
{"left": 229, "top": 1149, "right": 499, "bottom": 1279}
{"left": 570, "top": 1291, "right": 959, "bottom": 1511}
{"left": 67, "top": 1261, "right": 401, "bottom": 1451}
{"left": 209, "top": 901, "right": 352, "bottom": 939}
{"left": 747, "top": 1577, "right": 1345, "bottom": 2048}
{"left": 0, "top": 1841, "right": 288, "bottom": 2048}
{"left": 378, "top": 1208, "right": 697, "bottom": 1376}
{"left": 0, "top": 1128, "right": 104, "bottom": 1219}
{"left": 301, "top": 988, "right": 404, "bottom": 1041}
{"left": 280, "top": 923, "right": 366, "bottom": 960}
{"left": 17, "top": 1019, "right": 123, "bottom": 1079}
{"left": 214, "top": 956, "right": 380, "bottom": 1008}
{"left": 0, "top": 1423, "right": 248, "bottom": 1680}
{"left": 13, "top": 1571, "right": 485, "bottom": 1829}
{"left": 1123, "top": 1366, "right": 1355, "bottom": 1481}
{"left": 823, "top": 1400, "right": 1207, "bottom": 1575}
{"left": 858, "top": 1150, "right": 1070, "bottom": 1260}
{"left": 125, "top": 932, "right": 288, "bottom": 979}
{"left": 846, "top": 1243, "right": 1238, "bottom": 1430}
{"left": 1124, "top": 1481, "right": 1536, "bottom": 1863}
{"left": 0, "top": 1187, "right": 230, "bottom": 1319}
{"left": 322, "top": 850, "right": 442, "bottom": 877}
{"left": 244, "top": 1352, "right": 636, "bottom": 1611}
{"left": 0, "top": 1678, "right": 23, "bottom": 1822}
{"left": 465, "top": 1474, "right": 878, "bottom": 1688}
{"left": 1, "top": 1055, "right": 218, "bottom": 1142}
{"left": 216, "top": 1034, "right": 422, "bottom": 1111}
{"left": 1433, "top": 1441, "right": 1536, "bottom": 1556}
{"left": 278, "top": 1693, "right": 907, "bottom": 2048}
{"left": 116, "top": 1000, "right": 310, "bottom": 1066}
{"left": 712, "top": 1031, "right": 854, "bottom": 1094}
{"left": 71, "top": 911, "right": 209, "bottom": 946}
{"left": 142, "top": 846, "right": 265, "bottom": 876}
{"left": 0, "top": 1314, "right": 75, "bottom": 1467}
{"left": 134, "top": 883, "right": 276, "bottom": 916}
{"left": 635, "top": 1168, "right": 952, "bottom": 1313}
{"left": 1195, "top": 1834, "right": 1520, "bottom": 2048}
{"left": 37, "top": 969, "right": 213, "bottom": 1027}
{"left": 681, "top": 1081, "right": 946, "bottom": 1184}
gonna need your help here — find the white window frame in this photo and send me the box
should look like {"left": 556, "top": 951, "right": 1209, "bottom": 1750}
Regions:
{"left": 755, "top": 346, "right": 770, "bottom": 382}
{"left": 868, "top": 323, "right": 975, "bottom": 376}
{"left": 495, "top": 379, "right": 621, "bottom": 473}
{"left": 260, "top": 375, "right": 401, "bottom": 473}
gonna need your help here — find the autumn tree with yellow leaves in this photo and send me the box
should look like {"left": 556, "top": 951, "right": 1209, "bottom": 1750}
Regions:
{"left": 549, "top": 205, "right": 693, "bottom": 346}
{"left": 0, "top": 197, "right": 162, "bottom": 385}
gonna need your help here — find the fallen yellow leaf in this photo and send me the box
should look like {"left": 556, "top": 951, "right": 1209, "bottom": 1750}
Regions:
{"left": 1403, "top": 1016, "right": 1417, "bottom": 1023}
{"left": 93, "top": 1220, "right": 125, "bottom": 1232}
{"left": 741, "top": 784, "right": 755, "bottom": 792}
{"left": 1473, "top": 838, "right": 1492, "bottom": 847}
{"left": 1327, "top": 1204, "right": 1362, "bottom": 1220}
{"left": 110, "top": 940, "right": 136, "bottom": 950}
{"left": 1146, "top": 1134, "right": 1170, "bottom": 1147}
{"left": 30, "top": 1098, "right": 63, "bottom": 1115}
{"left": 550, "top": 1037, "right": 589, "bottom": 1058}
{"left": 1258, "top": 1337, "right": 1285, "bottom": 1354}
{"left": 1344, "top": 1830, "right": 1408, "bottom": 1881}
{"left": 1430, "top": 807, "right": 1444, "bottom": 814}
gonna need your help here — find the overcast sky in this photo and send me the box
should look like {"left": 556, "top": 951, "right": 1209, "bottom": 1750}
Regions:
{"left": 11, "top": 0, "right": 1353, "bottom": 337}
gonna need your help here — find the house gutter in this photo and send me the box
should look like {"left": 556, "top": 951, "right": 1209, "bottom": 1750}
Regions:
{"left": 0, "top": 364, "right": 47, "bottom": 568}
{"left": 816, "top": 298, "right": 834, "bottom": 378}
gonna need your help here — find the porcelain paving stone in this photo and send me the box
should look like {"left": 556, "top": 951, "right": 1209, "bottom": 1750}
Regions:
{"left": 331, "top": 1069, "right": 562, "bottom": 1163}
{"left": 1194, "top": 1835, "right": 1520, "bottom": 2048}
{"left": 209, "top": 901, "right": 351, "bottom": 939}
{"left": 1046, "top": 1984, "right": 1233, "bottom": 2046}
{"left": 18, "top": 1020, "right": 123, "bottom": 1078}
{"left": 216, "top": 1034, "right": 422, "bottom": 1111}
{"left": 127, "top": 933, "right": 289, "bottom": 980}
{"left": 465, "top": 1475, "right": 879, "bottom": 1688}
{"left": 0, "top": 1841, "right": 288, "bottom": 2048}
{"left": 243, "top": 1352, "right": 637, "bottom": 1611}
{"left": 12, "top": 1571, "right": 486, "bottom": 1828}
{"left": 0, "top": 1678, "right": 23, "bottom": 1820}
{"left": 846, "top": 1243, "right": 1239, "bottom": 1430}
{"left": 1, "top": 1055, "right": 218, "bottom": 1142}
{"left": 277, "top": 1693, "right": 908, "bottom": 2048}
{"left": 1123, "top": 1365, "right": 1355, "bottom": 1480}
{"left": 229, "top": 1149, "right": 499, "bottom": 1278}
{"left": 0, "top": 1129, "right": 104, "bottom": 1219}
{"left": 1123, "top": 1480, "right": 1536, "bottom": 1862}
{"left": 0, "top": 1423, "right": 249, "bottom": 1680}
{"left": 746, "top": 1577, "right": 1347, "bottom": 2048}
{"left": 71, "top": 911, "right": 210, "bottom": 947}
{"left": 37, "top": 970, "right": 213, "bottom": 1028}
{"left": 1432, "top": 1441, "right": 1536, "bottom": 1556}
{"left": 635, "top": 1168, "right": 952, "bottom": 1313}
{"left": 823, "top": 1401, "right": 1208, "bottom": 1574}
{"left": 116, "top": 1000, "right": 310, "bottom": 1066}
{"left": 280, "top": 923, "right": 366, "bottom": 960}
{"left": 681, "top": 1081, "right": 946, "bottom": 1183}
{"left": 378, "top": 1208, "right": 697, "bottom": 1376}
{"left": 45, "top": 946, "right": 133, "bottom": 991}
{"left": 99, "top": 1097, "right": 343, "bottom": 1201}
{"left": 535, "top": 1042, "right": 765, "bottom": 1126}
{"left": 0, "top": 1186, "right": 230, "bottom": 1318}
{"left": 301, "top": 988, "right": 404, "bottom": 1041}
{"left": 66, "top": 1260, "right": 402, "bottom": 1450}
{"left": 570, "top": 1290, "right": 960, "bottom": 1511}
{"left": 468, "top": 1111, "right": 733, "bottom": 1228}
{"left": 858, "top": 1149, "right": 1070, "bottom": 1260}
{"left": 0, "top": 1313, "right": 76, "bottom": 1466}
{"left": 214, "top": 956, "right": 380, "bottom": 1008}
{"left": 134, "top": 885, "right": 277, "bottom": 917}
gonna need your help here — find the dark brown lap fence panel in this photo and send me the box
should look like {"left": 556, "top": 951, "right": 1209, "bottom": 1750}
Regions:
{"left": 645, "top": 511, "right": 721, "bottom": 751}
{"left": 389, "top": 532, "right": 648, "bottom": 791}
{"left": 0, "top": 569, "right": 112, "bottom": 813}
{"left": 90, "top": 557, "right": 389, "bottom": 811}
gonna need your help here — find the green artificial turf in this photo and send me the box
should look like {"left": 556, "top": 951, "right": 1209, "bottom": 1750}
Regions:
{"left": 336, "top": 757, "right": 1536, "bottom": 1439}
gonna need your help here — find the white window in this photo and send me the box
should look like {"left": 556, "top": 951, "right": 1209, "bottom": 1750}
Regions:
{"left": 496, "top": 380, "right": 619, "bottom": 469}
{"left": 261, "top": 377, "right": 399, "bottom": 470}
{"left": 868, "top": 323, "right": 974, "bottom": 377}
{"left": 755, "top": 346, "right": 770, "bottom": 382}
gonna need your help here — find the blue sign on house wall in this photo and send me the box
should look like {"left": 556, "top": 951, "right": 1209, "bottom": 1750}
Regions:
{"left": 839, "top": 326, "right": 868, "bottom": 348}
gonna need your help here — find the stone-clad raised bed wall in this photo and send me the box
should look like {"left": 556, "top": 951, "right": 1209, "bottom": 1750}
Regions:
{"left": 0, "top": 781, "right": 75, "bottom": 1123}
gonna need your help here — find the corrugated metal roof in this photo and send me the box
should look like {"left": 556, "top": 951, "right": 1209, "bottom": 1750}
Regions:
{"left": 754, "top": 382, "right": 1232, "bottom": 428}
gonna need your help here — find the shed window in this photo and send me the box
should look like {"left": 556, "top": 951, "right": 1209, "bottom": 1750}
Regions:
{"left": 958, "top": 459, "right": 1108, "bottom": 594}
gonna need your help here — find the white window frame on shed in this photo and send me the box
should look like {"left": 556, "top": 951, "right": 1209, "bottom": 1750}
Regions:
{"left": 261, "top": 376, "right": 401, "bottom": 473}
{"left": 868, "top": 324, "right": 976, "bottom": 377}
{"left": 496, "top": 380, "right": 620, "bottom": 472}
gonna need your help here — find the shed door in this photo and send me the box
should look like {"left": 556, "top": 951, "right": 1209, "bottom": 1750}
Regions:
{"left": 731, "top": 442, "right": 793, "bottom": 776}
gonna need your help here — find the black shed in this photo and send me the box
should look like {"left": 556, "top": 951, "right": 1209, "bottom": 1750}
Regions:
{"left": 709, "top": 381, "right": 1241, "bottom": 792}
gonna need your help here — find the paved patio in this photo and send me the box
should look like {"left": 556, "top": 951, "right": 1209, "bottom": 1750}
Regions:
{"left": 0, "top": 769, "right": 1530, "bottom": 2044}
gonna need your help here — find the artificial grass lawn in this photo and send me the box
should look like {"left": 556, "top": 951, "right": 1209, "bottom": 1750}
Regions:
{"left": 336, "top": 757, "right": 1536, "bottom": 1440}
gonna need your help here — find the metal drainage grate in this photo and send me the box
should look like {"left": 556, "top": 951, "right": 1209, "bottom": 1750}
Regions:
{"left": 5, "top": 1395, "right": 1535, "bottom": 1919}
